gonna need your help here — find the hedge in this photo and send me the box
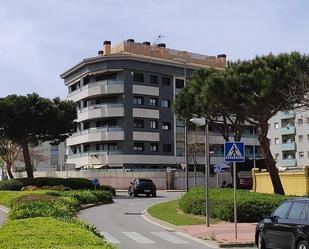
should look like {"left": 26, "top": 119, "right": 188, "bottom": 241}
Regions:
{"left": 0, "top": 178, "right": 94, "bottom": 190}
{"left": 179, "top": 187, "right": 290, "bottom": 222}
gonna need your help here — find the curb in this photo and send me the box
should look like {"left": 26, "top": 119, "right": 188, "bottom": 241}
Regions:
{"left": 0, "top": 205, "right": 9, "bottom": 214}
{"left": 143, "top": 207, "right": 256, "bottom": 248}
{"left": 78, "top": 201, "right": 114, "bottom": 211}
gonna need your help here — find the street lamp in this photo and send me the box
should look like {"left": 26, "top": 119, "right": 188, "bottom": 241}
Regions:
{"left": 190, "top": 116, "right": 210, "bottom": 227}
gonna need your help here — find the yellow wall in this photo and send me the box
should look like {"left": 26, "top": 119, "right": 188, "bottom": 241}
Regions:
{"left": 252, "top": 166, "right": 309, "bottom": 196}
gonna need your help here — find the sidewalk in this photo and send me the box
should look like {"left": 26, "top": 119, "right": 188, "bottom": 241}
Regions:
{"left": 183, "top": 223, "right": 256, "bottom": 247}
{"left": 0, "top": 204, "right": 9, "bottom": 227}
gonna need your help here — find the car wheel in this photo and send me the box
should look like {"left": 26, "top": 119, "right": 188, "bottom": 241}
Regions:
{"left": 146, "top": 193, "right": 150, "bottom": 197}
{"left": 257, "top": 232, "right": 266, "bottom": 249}
{"left": 152, "top": 192, "right": 156, "bottom": 197}
{"left": 297, "top": 240, "right": 308, "bottom": 249}
{"left": 133, "top": 192, "right": 138, "bottom": 197}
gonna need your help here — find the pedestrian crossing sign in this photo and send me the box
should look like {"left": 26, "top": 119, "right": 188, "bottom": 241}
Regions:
{"left": 224, "top": 142, "right": 245, "bottom": 162}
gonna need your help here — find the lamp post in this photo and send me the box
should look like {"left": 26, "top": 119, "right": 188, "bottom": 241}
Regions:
{"left": 190, "top": 116, "right": 210, "bottom": 227}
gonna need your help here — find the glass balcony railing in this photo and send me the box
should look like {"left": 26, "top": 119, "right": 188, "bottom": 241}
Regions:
{"left": 68, "top": 150, "right": 123, "bottom": 158}
{"left": 68, "top": 80, "right": 123, "bottom": 97}
{"left": 280, "top": 142, "right": 296, "bottom": 151}
{"left": 78, "top": 103, "right": 123, "bottom": 114}
{"left": 279, "top": 111, "right": 295, "bottom": 119}
{"left": 281, "top": 158, "right": 296, "bottom": 167}
{"left": 280, "top": 126, "right": 295, "bottom": 135}
{"left": 71, "top": 126, "right": 123, "bottom": 137}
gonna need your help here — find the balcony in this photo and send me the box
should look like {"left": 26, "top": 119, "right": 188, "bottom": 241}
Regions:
{"left": 279, "top": 111, "right": 295, "bottom": 119}
{"left": 68, "top": 150, "right": 123, "bottom": 159}
{"left": 280, "top": 126, "right": 295, "bottom": 135}
{"left": 77, "top": 104, "right": 124, "bottom": 122}
{"left": 281, "top": 159, "right": 296, "bottom": 167}
{"left": 66, "top": 127, "right": 124, "bottom": 146}
{"left": 68, "top": 80, "right": 124, "bottom": 102}
{"left": 280, "top": 142, "right": 296, "bottom": 151}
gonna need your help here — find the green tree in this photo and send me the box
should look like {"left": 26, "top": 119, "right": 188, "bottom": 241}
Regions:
{"left": 0, "top": 93, "right": 77, "bottom": 178}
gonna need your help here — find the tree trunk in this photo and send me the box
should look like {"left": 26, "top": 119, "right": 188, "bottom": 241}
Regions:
{"left": 6, "top": 163, "right": 14, "bottom": 179}
{"left": 259, "top": 120, "right": 285, "bottom": 195}
{"left": 21, "top": 140, "right": 34, "bottom": 178}
{"left": 193, "top": 164, "right": 197, "bottom": 187}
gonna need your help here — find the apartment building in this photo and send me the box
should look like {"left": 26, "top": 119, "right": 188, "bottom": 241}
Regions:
{"left": 268, "top": 110, "right": 309, "bottom": 169}
{"left": 60, "top": 39, "right": 260, "bottom": 170}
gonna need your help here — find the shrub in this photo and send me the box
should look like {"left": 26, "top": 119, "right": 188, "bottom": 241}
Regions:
{"left": 179, "top": 187, "right": 290, "bottom": 222}
{"left": 58, "top": 190, "right": 113, "bottom": 204}
{"left": 99, "top": 185, "right": 116, "bottom": 196}
{"left": 0, "top": 177, "right": 93, "bottom": 191}
{"left": 13, "top": 194, "right": 58, "bottom": 206}
{"left": 9, "top": 199, "right": 76, "bottom": 220}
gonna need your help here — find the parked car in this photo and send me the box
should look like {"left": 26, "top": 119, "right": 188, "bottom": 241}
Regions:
{"left": 255, "top": 198, "right": 309, "bottom": 249}
{"left": 128, "top": 178, "right": 156, "bottom": 197}
{"left": 239, "top": 176, "right": 253, "bottom": 190}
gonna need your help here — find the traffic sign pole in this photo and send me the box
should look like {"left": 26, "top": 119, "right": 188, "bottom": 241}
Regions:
{"left": 233, "top": 161, "right": 237, "bottom": 239}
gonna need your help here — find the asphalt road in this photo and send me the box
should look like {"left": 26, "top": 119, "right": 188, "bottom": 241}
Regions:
{"left": 78, "top": 191, "right": 255, "bottom": 249}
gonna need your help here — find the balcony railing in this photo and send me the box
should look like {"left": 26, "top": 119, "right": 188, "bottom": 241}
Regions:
{"left": 68, "top": 80, "right": 123, "bottom": 97}
{"left": 280, "top": 126, "right": 295, "bottom": 135}
{"left": 68, "top": 150, "right": 123, "bottom": 158}
{"left": 78, "top": 103, "right": 123, "bottom": 114}
{"left": 280, "top": 142, "right": 296, "bottom": 151}
{"left": 279, "top": 111, "right": 295, "bottom": 119}
{"left": 71, "top": 126, "right": 123, "bottom": 137}
{"left": 281, "top": 158, "right": 296, "bottom": 167}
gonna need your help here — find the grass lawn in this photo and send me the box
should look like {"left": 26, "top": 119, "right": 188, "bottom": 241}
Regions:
{"left": 0, "top": 190, "right": 50, "bottom": 207}
{"left": 148, "top": 199, "right": 220, "bottom": 226}
{"left": 0, "top": 217, "right": 116, "bottom": 249}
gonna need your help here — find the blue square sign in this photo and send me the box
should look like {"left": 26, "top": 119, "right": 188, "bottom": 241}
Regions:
{"left": 224, "top": 142, "right": 245, "bottom": 162}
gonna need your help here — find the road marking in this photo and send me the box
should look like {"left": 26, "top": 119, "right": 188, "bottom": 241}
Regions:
{"left": 100, "top": 232, "right": 121, "bottom": 244}
{"left": 151, "top": 232, "right": 188, "bottom": 244}
{"left": 122, "top": 232, "right": 155, "bottom": 244}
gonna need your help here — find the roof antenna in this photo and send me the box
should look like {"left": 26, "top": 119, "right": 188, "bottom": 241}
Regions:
{"left": 153, "top": 35, "right": 166, "bottom": 46}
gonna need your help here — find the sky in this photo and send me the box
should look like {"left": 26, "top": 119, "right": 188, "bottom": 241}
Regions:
{"left": 0, "top": 0, "right": 308, "bottom": 99}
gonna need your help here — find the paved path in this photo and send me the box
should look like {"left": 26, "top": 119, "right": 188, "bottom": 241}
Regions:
{"left": 78, "top": 191, "right": 255, "bottom": 249}
{"left": 0, "top": 205, "right": 8, "bottom": 226}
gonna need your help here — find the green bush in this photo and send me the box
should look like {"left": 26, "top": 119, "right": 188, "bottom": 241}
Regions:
{"left": 0, "top": 177, "right": 93, "bottom": 190}
{"left": 9, "top": 199, "right": 76, "bottom": 220}
{"left": 98, "top": 185, "right": 116, "bottom": 196}
{"left": 179, "top": 187, "right": 290, "bottom": 222}
{"left": 13, "top": 194, "right": 58, "bottom": 206}
{"left": 58, "top": 190, "right": 113, "bottom": 204}
{"left": 0, "top": 217, "right": 116, "bottom": 249}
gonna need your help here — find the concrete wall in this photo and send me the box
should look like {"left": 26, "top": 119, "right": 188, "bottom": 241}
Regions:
{"left": 252, "top": 166, "right": 309, "bottom": 196}
{"left": 13, "top": 171, "right": 233, "bottom": 190}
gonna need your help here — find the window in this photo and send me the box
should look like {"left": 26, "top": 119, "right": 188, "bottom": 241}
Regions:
{"left": 288, "top": 202, "right": 306, "bottom": 219}
{"left": 150, "top": 75, "right": 158, "bottom": 84}
{"left": 298, "top": 118, "right": 303, "bottom": 126}
{"left": 83, "top": 122, "right": 90, "bottom": 130}
{"left": 274, "top": 122, "right": 279, "bottom": 129}
{"left": 307, "top": 134, "right": 309, "bottom": 142}
{"left": 300, "top": 204, "right": 309, "bottom": 219}
{"left": 133, "top": 96, "right": 144, "bottom": 105}
{"left": 307, "top": 117, "right": 309, "bottom": 124}
{"left": 83, "top": 100, "right": 88, "bottom": 108}
{"left": 298, "top": 135, "right": 304, "bottom": 143}
{"left": 162, "top": 76, "right": 171, "bottom": 86}
{"left": 299, "top": 151, "right": 304, "bottom": 158}
{"left": 150, "top": 143, "right": 159, "bottom": 152}
{"left": 149, "top": 98, "right": 158, "bottom": 107}
{"left": 162, "top": 99, "right": 171, "bottom": 108}
{"left": 133, "top": 143, "right": 144, "bottom": 151}
{"left": 83, "top": 144, "right": 90, "bottom": 152}
{"left": 134, "top": 119, "right": 144, "bottom": 128}
{"left": 275, "top": 138, "right": 279, "bottom": 144}
{"left": 163, "top": 144, "right": 172, "bottom": 153}
{"left": 162, "top": 122, "right": 171, "bottom": 130}
{"left": 133, "top": 72, "right": 144, "bottom": 82}
{"left": 268, "top": 123, "right": 271, "bottom": 129}
{"left": 273, "top": 202, "right": 291, "bottom": 219}
{"left": 83, "top": 77, "right": 90, "bottom": 85}
{"left": 175, "top": 79, "right": 184, "bottom": 89}
{"left": 150, "top": 120, "right": 158, "bottom": 129}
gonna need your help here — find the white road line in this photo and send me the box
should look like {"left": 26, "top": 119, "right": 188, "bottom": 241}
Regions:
{"left": 151, "top": 232, "right": 188, "bottom": 244}
{"left": 100, "top": 232, "right": 121, "bottom": 244}
{"left": 122, "top": 232, "right": 155, "bottom": 244}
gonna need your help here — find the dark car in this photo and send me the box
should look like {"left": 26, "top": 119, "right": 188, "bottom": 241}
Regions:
{"left": 239, "top": 176, "right": 253, "bottom": 190}
{"left": 128, "top": 178, "right": 156, "bottom": 197}
{"left": 255, "top": 198, "right": 309, "bottom": 249}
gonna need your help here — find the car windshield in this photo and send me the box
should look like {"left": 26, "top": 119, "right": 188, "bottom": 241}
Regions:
{"left": 138, "top": 179, "right": 153, "bottom": 183}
